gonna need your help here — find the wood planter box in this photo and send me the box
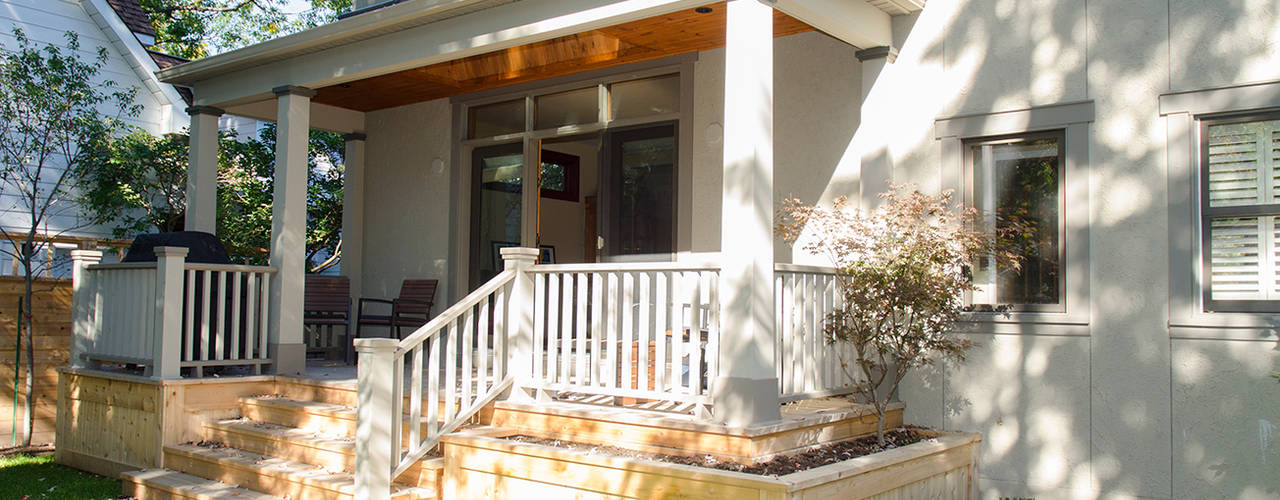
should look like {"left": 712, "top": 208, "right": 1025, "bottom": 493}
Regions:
{"left": 441, "top": 429, "right": 981, "bottom": 499}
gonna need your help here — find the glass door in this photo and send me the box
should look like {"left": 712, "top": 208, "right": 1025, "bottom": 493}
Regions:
{"left": 599, "top": 123, "right": 677, "bottom": 260}
{"left": 470, "top": 142, "right": 524, "bottom": 288}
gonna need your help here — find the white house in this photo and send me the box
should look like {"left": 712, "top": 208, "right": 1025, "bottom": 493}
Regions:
{"left": 53, "top": 0, "right": 1280, "bottom": 498}
{"left": 0, "top": 0, "right": 193, "bottom": 274}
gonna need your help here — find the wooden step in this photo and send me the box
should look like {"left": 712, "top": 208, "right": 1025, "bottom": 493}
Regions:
{"left": 200, "top": 418, "right": 444, "bottom": 487}
{"left": 120, "top": 469, "right": 282, "bottom": 500}
{"left": 274, "top": 376, "right": 358, "bottom": 407}
{"left": 239, "top": 396, "right": 454, "bottom": 446}
{"left": 239, "top": 396, "right": 357, "bottom": 436}
{"left": 163, "top": 443, "right": 433, "bottom": 499}
{"left": 202, "top": 418, "right": 357, "bottom": 472}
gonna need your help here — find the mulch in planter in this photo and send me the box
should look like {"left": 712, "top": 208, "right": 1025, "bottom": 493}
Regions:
{"left": 504, "top": 425, "right": 935, "bottom": 476}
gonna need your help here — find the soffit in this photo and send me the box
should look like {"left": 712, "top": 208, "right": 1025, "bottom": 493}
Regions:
{"left": 313, "top": 3, "right": 814, "bottom": 111}
{"left": 866, "top": 0, "right": 926, "bottom": 16}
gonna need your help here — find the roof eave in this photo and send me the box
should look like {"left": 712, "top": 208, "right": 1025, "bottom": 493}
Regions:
{"left": 155, "top": 0, "right": 505, "bottom": 86}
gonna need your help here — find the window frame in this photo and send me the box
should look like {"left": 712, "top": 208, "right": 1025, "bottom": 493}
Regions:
{"left": 1197, "top": 111, "right": 1280, "bottom": 312}
{"left": 963, "top": 130, "right": 1068, "bottom": 313}
{"left": 1160, "top": 79, "right": 1280, "bottom": 338}
{"left": 934, "top": 100, "right": 1093, "bottom": 333}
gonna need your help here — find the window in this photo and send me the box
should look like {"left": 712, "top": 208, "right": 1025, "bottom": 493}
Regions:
{"left": 965, "top": 131, "right": 1065, "bottom": 310}
{"left": 1199, "top": 113, "right": 1280, "bottom": 311}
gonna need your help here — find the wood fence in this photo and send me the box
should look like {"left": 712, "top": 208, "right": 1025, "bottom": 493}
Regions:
{"left": 0, "top": 276, "right": 72, "bottom": 447}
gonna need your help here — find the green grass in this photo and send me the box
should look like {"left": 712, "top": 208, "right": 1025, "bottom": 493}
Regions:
{"left": 0, "top": 454, "right": 120, "bottom": 499}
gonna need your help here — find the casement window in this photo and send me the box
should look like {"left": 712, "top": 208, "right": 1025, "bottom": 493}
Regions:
{"left": 965, "top": 131, "right": 1066, "bottom": 311}
{"left": 1199, "top": 113, "right": 1280, "bottom": 311}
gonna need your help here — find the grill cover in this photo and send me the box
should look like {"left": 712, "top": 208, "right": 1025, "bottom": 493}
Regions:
{"left": 121, "top": 231, "right": 232, "bottom": 264}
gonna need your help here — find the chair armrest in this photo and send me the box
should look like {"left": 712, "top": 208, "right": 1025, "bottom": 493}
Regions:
{"left": 392, "top": 298, "right": 433, "bottom": 308}
{"left": 359, "top": 297, "right": 395, "bottom": 307}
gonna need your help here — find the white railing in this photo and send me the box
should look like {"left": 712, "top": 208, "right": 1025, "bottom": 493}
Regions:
{"left": 71, "top": 247, "right": 276, "bottom": 378}
{"left": 775, "top": 263, "right": 858, "bottom": 403}
{"left": 354, "top": 253, "right": 519, "bottom": 496}
{"left": 526, "top": 261, "right": 720, "bottom": 415}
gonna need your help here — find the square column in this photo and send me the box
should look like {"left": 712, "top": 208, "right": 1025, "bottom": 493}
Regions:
{"left": 716, "top": 0, "right": 782, "bottom": 426}
{"left": 855, "top": 46, "right": 898, "bottom": 209}
{"left": 185, "top": 105, "right": 223, "bottom": 233}
{"left": 268, "top": 85, "right": 315, "bottom": 375}
{"left": 341, "top": 132, "right": 366, "bottom": 360}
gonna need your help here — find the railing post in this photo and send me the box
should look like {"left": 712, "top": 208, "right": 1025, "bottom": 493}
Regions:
{"left": 69, "top": 250, "right": 103, "bottom": 369}
{"left": 354, "top": 337, "right": 398, "bottom": 500}
{"left": 501, "top": 247, "right": 540, "bottom": 401}
{"left": 152, "top": 246, "right": 188, "bottom": 379}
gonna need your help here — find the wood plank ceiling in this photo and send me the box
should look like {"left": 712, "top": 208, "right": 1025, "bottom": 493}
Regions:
{"left": 312, "top": 2, "right": 813, "bottom": 111}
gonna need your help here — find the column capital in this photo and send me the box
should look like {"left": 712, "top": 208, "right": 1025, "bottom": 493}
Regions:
{"left": 273, "top": 85, "right": 317, "bottom": 98}
{"left": 855, "top": 45, "right": 899, "bottom": 63}
{"left": 342, "top": 132, "right": 367, "bottom": 142}
{"left": 185, "top": 105, "right": 225, "bottom": 117}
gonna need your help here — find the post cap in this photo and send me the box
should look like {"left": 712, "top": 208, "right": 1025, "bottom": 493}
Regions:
{"left": 499, "top": 247, "right": 540, "bottom": 261}
{"left": 354, "top": 337, "right": 400, "bottom": 353}
{"left": 153, "top": 246, "right": 190, "bottom": 258}
{"left": 70, "top": 249, "right": 104, "bottom": 261}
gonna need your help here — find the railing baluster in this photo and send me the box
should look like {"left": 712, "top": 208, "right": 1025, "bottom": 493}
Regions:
{"left": 444, "top": 320, "right": 458, "bottom": 422}
{"left": 560, "top": 273, "right": 572, "bottom": 385}
{"left": 546, "top": 274, "right": 560, "bottom": 385}
{"left": 607, "top": 272, "right": 620, "bottom": 390}
{"left": 533, "top": 273, "right": 546, "bottom": 383}
{"left": 688, "top": 271, "right": 703, "bottom": 398}
{"left": 409, "top": 343, "right": 423, "bottom": 453}
{"left": 493, "top": 285, "right": 506, "bottom": 380}
{"left": 185, "top": 269, "right": 195, "bottom": 362}
{"left": 259, "top": 273, "right": 269, "bottom": 364}
{"left": 669, "top": 272, "right": 683, "bottom": 394}
{"left": 637, "top": 272, "right": 651, "bottom": 396}
{"left": 655, "top": 271, "right": 668, "bottom": 393}
{"left": 231, "top": 272, "right": 242, "bottom": 360}
{"left": 245, "top": 273, "right": 258, "bottom": 360}
{"left": 590, "top": 273, "right": 603, "bottom": 387}
{"left": 426, "top": 332, "right": 441, "bottom": 440}
{"left": 214, "top": 271, "right": 226, "bottom": 361}
{"left": 575, "top": 273, "right": 588, "bottom": 387}
{"left": 706, "top": 271, "right": 718, "bottom": 398}
{"left": 477, "top": 294, "right": 490, "bottom": 397}
{"left": 461, "top": 310, "right": 473, "bottom": 411}
{"left": 200, "top": 270, "right": 211, "bottom": 361}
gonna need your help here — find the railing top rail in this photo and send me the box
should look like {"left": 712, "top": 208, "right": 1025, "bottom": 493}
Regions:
{"left": 183, "top": 263, "right": 277, "bottom": 273}
{"left": 87, "top": 262, "right": 157, "bottom": 271}
{"left": 774, "top": 263, "right": 840, "bottom": 275}
{"left": 530, "top": 261, "right": 721, "bottom": 273}
{"left": 396, "top": 269, "right": 516, "bottom": 349}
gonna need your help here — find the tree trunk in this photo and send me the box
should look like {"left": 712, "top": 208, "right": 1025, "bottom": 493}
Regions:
{"left": 874, "top": 404, "right": 886, "bottom": 447}
{"left": 21, "top": 259, "right": 33, "bottom": 447}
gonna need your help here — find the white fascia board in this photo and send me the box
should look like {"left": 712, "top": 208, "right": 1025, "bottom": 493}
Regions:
{"left": 224, "top": 100, "right": 366, "bottom": 134}
{"left": 80, "top": 0, "right": 189, "bottom": 133}
{"left": 175, "top": 0, "right": 713, "bottom": 107}
{"left": 772, "top": 0, "right": 892, "bottom": 50}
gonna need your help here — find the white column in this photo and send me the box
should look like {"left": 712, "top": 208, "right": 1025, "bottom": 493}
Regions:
{"left": 69, "top": 250, "right": 103, "bottom": 369}
{"left": 268, "top": 85, "right": 314, "bottom": 375}
{"left": 716, "top": 0, "right": 781, "bottom": 426}
{"left": 341, "top": 133, "right": 366, "bottom": 318}
{"left": 353, "top": 337, "right": 397, "bottom": 500}
{"left": 152, "top": 246, "right": 188, "bottom": 379}
{"left": 185, "top": 106, "right": 223, "bottom": 233}
{"left": 855, "top": 46, "right": 897, "bottom": 208}
{"left": 500, "top": 247, "right": 539, "bottom": 401}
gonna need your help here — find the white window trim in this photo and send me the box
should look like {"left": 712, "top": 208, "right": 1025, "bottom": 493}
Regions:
{"left": 1161, "top": 78, "right": 1280, "bottom": 340}
{"left": 934, "top": 101, "right": 1093, "bottom": 333}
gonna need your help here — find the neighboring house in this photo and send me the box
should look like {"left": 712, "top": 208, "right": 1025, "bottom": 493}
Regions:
{"left": 53, "top": 0, "right": 1280, "bottom": 499}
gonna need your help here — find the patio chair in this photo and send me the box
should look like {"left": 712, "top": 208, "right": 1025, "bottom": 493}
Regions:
{"left": 355, "top": 278, "right": 438, "bottom": 340}
{"left": 303, "top": 275, "right": 352, "bottom": 363}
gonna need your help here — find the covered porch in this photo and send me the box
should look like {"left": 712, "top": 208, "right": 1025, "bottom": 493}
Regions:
{"left": 62, "top": 0, "right": 924, "bottom": 497}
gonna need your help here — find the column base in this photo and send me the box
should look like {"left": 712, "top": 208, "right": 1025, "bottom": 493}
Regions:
{"left": 269, "top": 342, "right": 307, "bottom": 376}
{"left": 712, "top": 376, "right": 782, "bottom": 426}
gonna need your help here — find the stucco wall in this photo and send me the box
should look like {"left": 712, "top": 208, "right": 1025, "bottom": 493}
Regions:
{"left": 0, "top": 0, "right": 173, "bottom": 239}
{"left": 361, "top": 99, "right": 454, "bottom": 309}
{"left": 689, "top": 30, "right": 862, "bottom": 261}
{"left": 876, "top": 1, "right": 1280, "bottom": 498}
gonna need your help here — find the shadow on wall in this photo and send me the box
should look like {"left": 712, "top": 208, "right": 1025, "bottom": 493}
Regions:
{"left": 826, "top": 0, "right": 1280, "bottom": 498}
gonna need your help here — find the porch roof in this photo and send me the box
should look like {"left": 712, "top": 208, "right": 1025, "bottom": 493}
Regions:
{"left": 156, "top": 0, "right": 916, "bottom": 112}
